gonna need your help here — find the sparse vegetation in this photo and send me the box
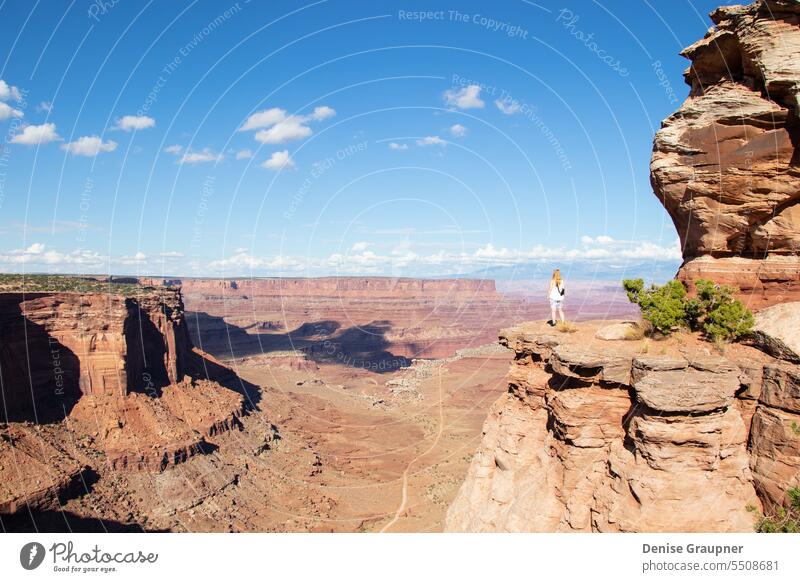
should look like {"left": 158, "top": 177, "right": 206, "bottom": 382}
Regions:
{"left": 754, "top": 488, "right": 800, "bottom": 533}
{"left": 622, "top": 278, "right": 754, "bottom": 342}
{"left": 0, "top": 274, "right": 165, "bottom": 297}
{"left": 623, "top": 278, "right": 687, "bottom": 336}
{"left": 555, "top": 321, "right": 578, "bottom": 334}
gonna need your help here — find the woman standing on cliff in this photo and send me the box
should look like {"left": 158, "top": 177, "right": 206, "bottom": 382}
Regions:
{"left": 548, "top": 269, "right": 566, "bottom": 326}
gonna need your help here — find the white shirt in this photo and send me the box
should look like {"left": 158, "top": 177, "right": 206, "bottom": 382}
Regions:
{"left": 549, "top": 281, "right": 564, "bottom": 301}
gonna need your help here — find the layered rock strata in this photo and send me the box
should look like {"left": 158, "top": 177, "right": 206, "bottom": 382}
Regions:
{"left": 0, "top": 290, "right": 190, "bottom": 421}
{"left": 0, "top": 286, "right": 253, "bottom": 527}
{"left": 651, "top": 0, "right": 800, "bottom": 308}
{"left": 446, "top": 320, "right": 800, "bottom": 532}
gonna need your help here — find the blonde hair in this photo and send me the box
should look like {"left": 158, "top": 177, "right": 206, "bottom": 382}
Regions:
{"left": 551, "top": 269, "right": 562, "bottom": 287}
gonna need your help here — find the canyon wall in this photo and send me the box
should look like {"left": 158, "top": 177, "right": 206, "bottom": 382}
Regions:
{"left": 651, "top": 0, "right": 800, "bottom": 308}
{"left": 446, "top": 321, "right": 799, "bottom": 532}
{"left": 167, "top": 276, "right": 542, "bottom": 363}
{"left": 144, "top": 276, "right": 498, "bottom": 299}
{"left": 0, "top": 290, "right": 190, "bottom": 421}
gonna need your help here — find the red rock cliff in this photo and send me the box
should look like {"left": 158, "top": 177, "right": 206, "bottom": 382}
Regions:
{"left": 651, "top": 0, "right": 800, "bottom": 308}
{"left": 0, "top": 289, "right": 190, "bottom": 421}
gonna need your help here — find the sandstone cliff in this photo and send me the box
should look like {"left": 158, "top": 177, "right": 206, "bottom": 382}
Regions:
{"left": 0, "top": 284, "right": 258, "bottom": 529}
{"left": 0, "top": 289, "right": 190, "bottom": 422}
{"left": 651, "top": 0, "right": 800, "bottom": 308}
{"left": 446, "top": 321, "right": 800, "bottom": 532}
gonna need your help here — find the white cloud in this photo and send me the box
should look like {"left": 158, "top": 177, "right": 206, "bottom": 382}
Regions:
{"left": 255, "top": 117, "right": 312, "bottom": 144}
{"left": 119, "top": 251, "right": 147, "bottom": 264}
{"left": 0, "top": 80, "right": 22, "bottom": 102}
{"left": 581, "top": 235, "right": 615, "bottom": 245}
{"left": 388, "top": 142, "right": 408, "bottom": 150}
{"left": 495, "top": 98, "right": 521, "bottom": 115}
{"left": 177, "top": 148, "right": 222, "bottom": 164}
{"left": 0, "top": 243, "right": 105, "bottom": 267}
{"left": 0, "top": 102, "right": 23, "bottom": 120}
{"left": 449, "top": 123, "right": 467, "bottom": 137}
{"left": 241, "top": 105, "right": 335, "bottom": 144}
{"left": 61, "top": 135, "right": 118, "bottom": 157}
{"left": 235, "top": 149, "right": 253, "bottom": 160}
{"left": 444, "top": 84, "right": 484, "bottom": 109}
{"left": 164, "top": 144, "right": 183, "bottom": 154}
{"left": 10, "top": 123, "right": 60, "bottom": 145}
{"left": 208, "top": 250, "right": 304, "bottom": 272}
{"left": 239, "top": 107, "right": 287, "bottom": 131}
{"left": 261, "top": 150, "right": 295, "bottom": 170}
{"left": 115, "top": 115, "right": 155, "bottom": 131}
{"left": 203, "top": 237, "right": 681, "bottom": 276}
{"left": 37, "top": 101, "right": 52, "bottom": 113}
{"left": 310, "top": 105, "right": 336, "bottom": 120}
{"left": 158, "top": 251, "right": 184, "bottom": 258}
{"left": 416, "top": 135, "right": 446, "bottom": 147}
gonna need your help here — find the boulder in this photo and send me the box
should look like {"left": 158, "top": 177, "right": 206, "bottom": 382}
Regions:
{"left": 595, "top": 321, "right": 641, "bottom": 341}
{"left": 752, "top": 302, "right": 800, "bottom": 363}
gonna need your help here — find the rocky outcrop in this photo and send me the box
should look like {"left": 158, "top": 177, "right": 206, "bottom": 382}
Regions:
{"left": 651, "top": 0, "right": 800, "bottom": 309}
{"left": 752, "top": 301, "right": 800, "bottom": 362}
{"left": 0, "top": 283, "right": 257, "bottom": 530}
{"left": 444, "top": 321, "right": 793, "bottom": 532}
{"left": 0, "top": 290, "right": 190, "bottom": 421}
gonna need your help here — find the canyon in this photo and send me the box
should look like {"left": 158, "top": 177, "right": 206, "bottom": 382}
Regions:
{"left": 0, "top": 275, "right": 633, "bottom": 532}
{"left": 3, "top": 0, "right": 799, "bottom": 535}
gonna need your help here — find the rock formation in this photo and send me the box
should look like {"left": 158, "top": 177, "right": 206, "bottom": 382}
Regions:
{"left": 0, "top": 283, "right": 258, "bottom": 529}
{"left": 651, "top": 0, "right": 800, "bottom": 308}
{"left": 446, "top": 320, "right": 800, "bottom": 532}
{"left": 0, "top": 289, "right": 190, "bottom": 421}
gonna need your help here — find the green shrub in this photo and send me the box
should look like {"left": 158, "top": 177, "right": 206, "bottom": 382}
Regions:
{"left": 622, "top": 278, "right": 754, "bottom": 342}
{"left": 756, "top": 488, "right": 800, "bottom": 533}
{"left": 622, "top": 278, "right": 687, "bottom": 335}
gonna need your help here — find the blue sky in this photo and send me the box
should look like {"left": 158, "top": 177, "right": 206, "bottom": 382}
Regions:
{"left": 0, "top": 0, "right": 722, "bottom": 278}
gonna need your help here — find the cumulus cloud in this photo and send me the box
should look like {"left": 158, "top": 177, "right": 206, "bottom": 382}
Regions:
{"left": 388, "top": 142, "right": 408, "bottom": 150}
{"left": 0, "top": 80, "right": 22, "bottom": 102}
{"left": 10, "top": 123, "right": 61, "bottom": 145}
{"left": 203, "top": 237, "right": 681, "bottom": 276}
{"left": 208, "top": 249, "right": 304, "bottom": 272}
{"left": 61, "top": 135, "right": 118, "bottom": 157}
{"left": 241, "top": 105, "right": 336, "bottom": 144}
{"left": 495, "top": 98, "right": 521, "bottom": 115}
{"left": 163, "top": 144, "right": 183, "bottom": 154}
{"left": 235, "top": 149, "right": 253, "bottom": 160}
{"left": 119, "top": 251, "right": 147, "bottom": 264}
{"left": 261, "top": 150, "right": 295, "bottom": 170}
{"left": 444, "top": 84, "right": 484, "bottom": 109}
{"left": 581, "top": 235, "right": 615, "bottom": 245}
{"left": 37, "top": 101, "right": 52, "bottom": 113}
{"left": 449, "top": 123, "right": 467, "bottom": 137}
{"left": 177, "top": 148, "right": 223, "bottom": 164}
{"left": 0, "top": 243, "right": 105, "bottom": 267}
{"left": 115, "top": 115, "right": 155, "bottom": 131}
{"left": 239, "top": 107, "right": 287, "bottom": 131}
{"left": 416, "top": 135, "right": 446, "bottom": 147}
{"left": 0, "top": 102, "right": 23, "bottom": 121}
{"left": 255, "top": 118, "right": 312, "bottom": 144}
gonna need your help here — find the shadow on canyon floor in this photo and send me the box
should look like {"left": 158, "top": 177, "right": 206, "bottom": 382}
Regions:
{"left": 187, "top": 312, "right": 411, "bottom": 374}
{"left": 1, "top": 509, "right": 167, "bottom": 533}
